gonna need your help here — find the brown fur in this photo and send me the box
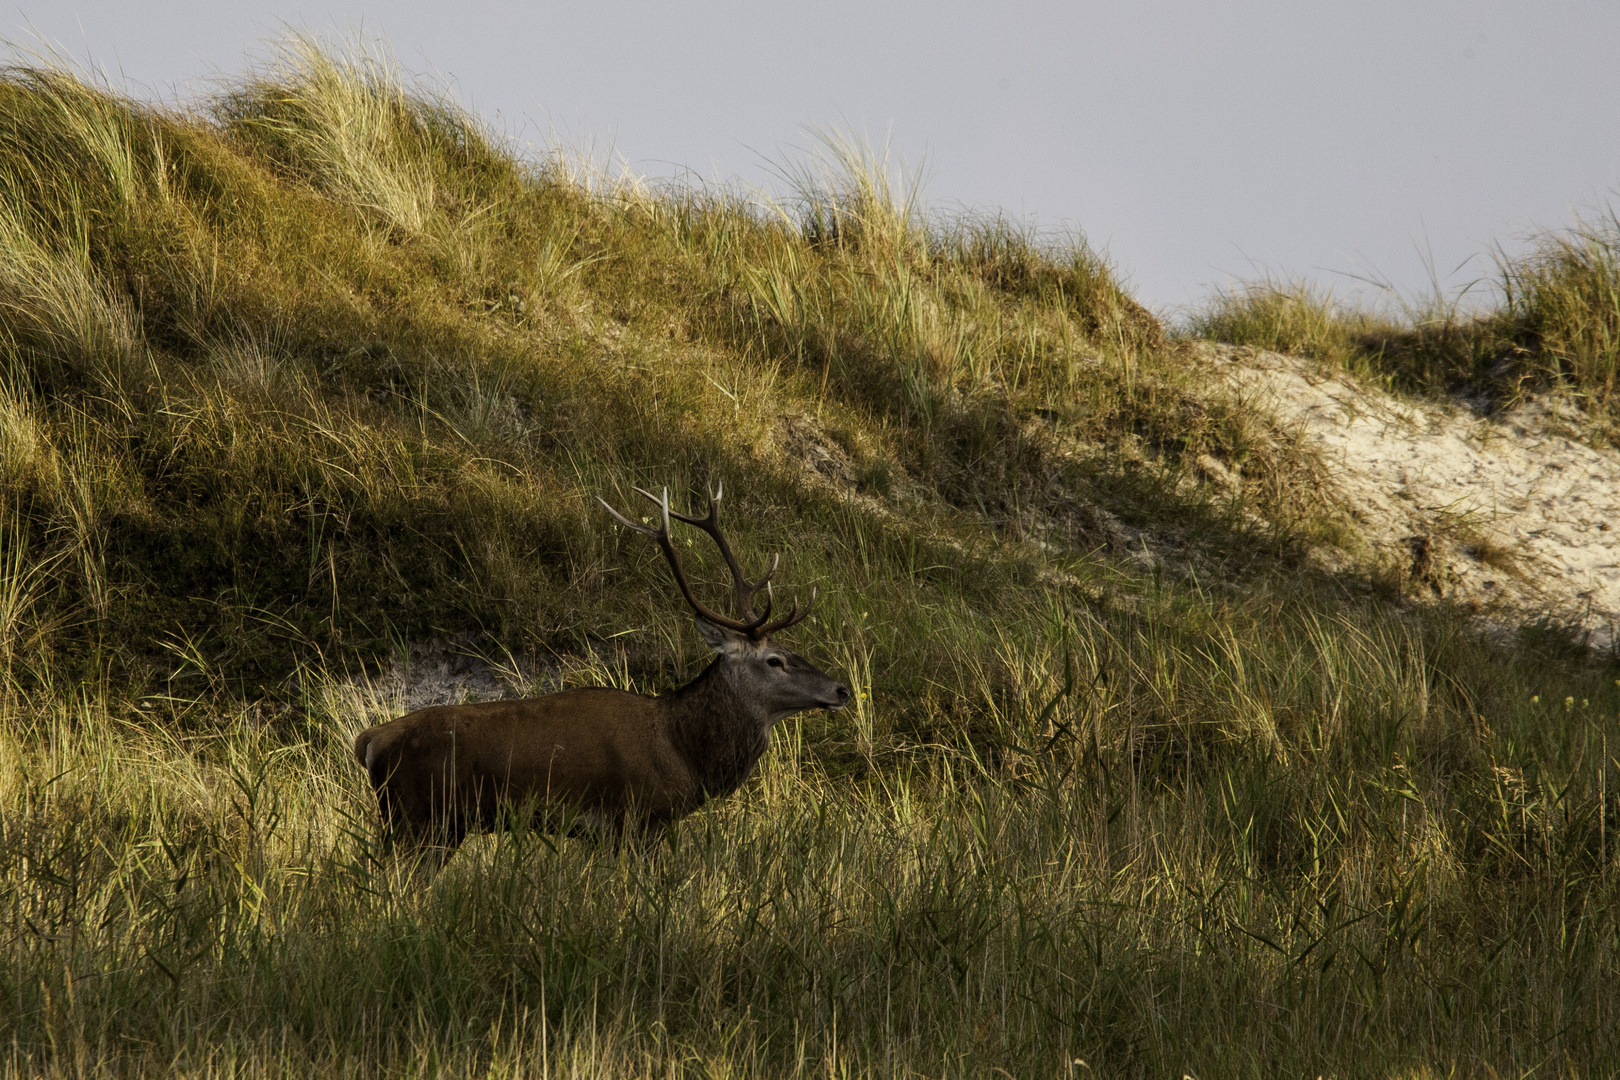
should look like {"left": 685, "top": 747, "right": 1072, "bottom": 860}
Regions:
{"left": 356, "top": 485, "right": 850, "bottom": 865}
{"left": 354, "top": 632, "right": 847, "bottom": 863}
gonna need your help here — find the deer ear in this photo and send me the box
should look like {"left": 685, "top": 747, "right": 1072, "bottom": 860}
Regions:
{"left": 696, "top": 617, "right": 750, "bottom": 657}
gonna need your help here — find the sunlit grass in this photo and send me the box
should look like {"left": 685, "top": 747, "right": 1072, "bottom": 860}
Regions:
{"left": 1503, "top": 208, "right": 1620, "bottom": 404}
{"left": 2, "top": 584, "right": 1618, "bottom": 1076}
{"left": 1190, "top": 211, "right": 1620, "bottom": 441}
{"left": 1, "top": 31, "right": 1618, "bottom": 1078}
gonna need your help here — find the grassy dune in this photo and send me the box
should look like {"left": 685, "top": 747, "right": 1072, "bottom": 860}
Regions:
{"left": 2, "top": 36, "right": 1619, "bottom": 1077}
{"left": 1190, "top": 212, "right": 1620, "bottom": 446}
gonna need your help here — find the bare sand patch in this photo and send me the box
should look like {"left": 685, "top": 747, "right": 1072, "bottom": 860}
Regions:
{"left": 1212, "top": 346, "right": 1620, "bottom": 650}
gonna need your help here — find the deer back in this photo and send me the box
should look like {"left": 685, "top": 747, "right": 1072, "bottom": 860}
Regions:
{"left": 355, "top": 687, "right": 698, "bottom": 829}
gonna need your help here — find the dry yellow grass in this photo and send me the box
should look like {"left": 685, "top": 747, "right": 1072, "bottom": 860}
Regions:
{"left": 0, "top": 35, "right": 1617, "bottom": 1078}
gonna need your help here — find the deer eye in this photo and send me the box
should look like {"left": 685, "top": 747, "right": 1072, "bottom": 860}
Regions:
{"left": 767, "top": 656, "right": 786, "bottom": 669}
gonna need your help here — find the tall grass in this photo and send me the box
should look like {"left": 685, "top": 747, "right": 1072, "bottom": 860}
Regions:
{"left": 2, "top": 582, "right": 1618, "bottom": 1076}
{"left": 216, "top": 34, "right": 477, "bottom": 238}
{"left": 1502, "top": 208, "right": 1620, "bottom": 403}
{"left": 2, "top": 34, "right": 1618, "bottom": 1077}
{"left": 771, "top": 128, "right": 929, "bottom": 262}
{"left": 1188, "top": 277, "right": 1385, "bottom": 369}
{"left": 0, "top": 181, "right": 145, "bottom": 394}
{"left": 0, "top": 36, "right": 1316, "bottom": 696}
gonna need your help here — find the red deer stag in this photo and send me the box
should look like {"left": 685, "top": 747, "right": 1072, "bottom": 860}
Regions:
{"left": 353, "top": 485, "right": 849, "bottom": 865}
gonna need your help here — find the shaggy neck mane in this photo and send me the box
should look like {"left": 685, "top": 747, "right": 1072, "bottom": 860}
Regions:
{"left": 661, "top": 657, "right": 772, "bottom": 802}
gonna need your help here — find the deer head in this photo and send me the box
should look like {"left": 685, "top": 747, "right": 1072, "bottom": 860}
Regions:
{"left": 598, "top": 484, "right": 848, "bottom": 722}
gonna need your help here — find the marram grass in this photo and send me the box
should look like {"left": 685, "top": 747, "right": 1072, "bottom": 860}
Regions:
{"left": 1, "top": 34, "right": 1618, "bottom": 1079}
{"left": 3, "top": 587, "right": 1620, "bottom": 1077}
{"left": 1190, "top": 210, "right": 1620, "bottom": 440}
{"left": 0, "top": 32, "right": 1233, "bottom": 698}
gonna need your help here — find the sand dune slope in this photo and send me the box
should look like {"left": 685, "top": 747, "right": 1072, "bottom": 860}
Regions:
{"left": 1217, "top": 346, "right": 1620, "bottom": 651}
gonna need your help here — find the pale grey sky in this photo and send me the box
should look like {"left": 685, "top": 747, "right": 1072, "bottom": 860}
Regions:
{"left": 11, "top": 1, "right": 1620, "bottom": 315}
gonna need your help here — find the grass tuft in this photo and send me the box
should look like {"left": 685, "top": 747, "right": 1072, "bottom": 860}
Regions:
{"left": 1191, "top": 211, "right": 1620, "bottom": 439}
{"left": 1502, "top": 208, "right": 1620, "bottom": 403}
{"left": 0, "top": 34, "right": 1617, "bottom": 1076}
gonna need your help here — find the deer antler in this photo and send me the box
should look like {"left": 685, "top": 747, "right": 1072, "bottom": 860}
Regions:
{"left": 597, "top": 484, "right": 816, "bottom": 639}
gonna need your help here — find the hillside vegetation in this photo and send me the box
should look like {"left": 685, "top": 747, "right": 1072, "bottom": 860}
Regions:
{"left": 1191, "top": 211, "right": 1620, "bottom": 447}
{"left": 0, "top": 37, "right": 1200, "bottom": 697}
{"left": 2, "top": 38, "right": 1619, "bottom": 1078}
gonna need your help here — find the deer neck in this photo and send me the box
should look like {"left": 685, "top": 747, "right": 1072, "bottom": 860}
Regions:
{"left": 660, "top": 657, "right": 772, "bottom": 802}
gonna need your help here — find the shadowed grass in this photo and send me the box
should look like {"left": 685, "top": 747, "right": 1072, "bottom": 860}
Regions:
{"left": 2, "top": 581, "right": 1618, "bottom": 1076}
{"left": 2, "top": 34, "right": 1619, "bottom": 1078}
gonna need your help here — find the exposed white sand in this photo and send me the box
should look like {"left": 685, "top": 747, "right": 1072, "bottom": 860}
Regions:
{"left": 1213, "top": 346, "right": 1620, "bottom": 650}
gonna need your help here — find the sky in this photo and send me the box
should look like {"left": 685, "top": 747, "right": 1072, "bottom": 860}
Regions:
{"left": 10, "top": 1, "right": 1620, "bottom": 317}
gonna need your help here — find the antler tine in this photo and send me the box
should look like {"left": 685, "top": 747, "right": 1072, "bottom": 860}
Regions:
{"left": 595, "top": 495, "right": 659, "bottom": 538}
{"left": 757, "top": 585, "right": 817, "bottom": 637}
{"left": 755, "top": 552, "right": 781, "bottom": 592}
